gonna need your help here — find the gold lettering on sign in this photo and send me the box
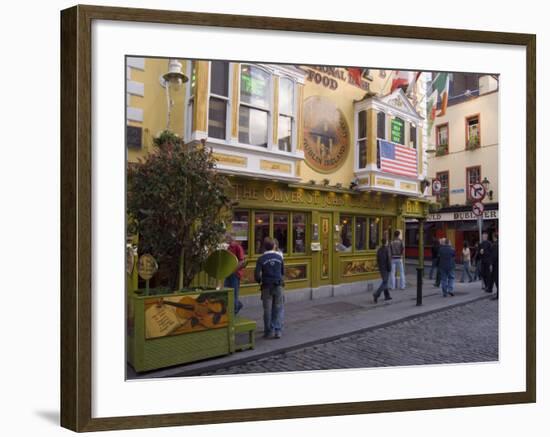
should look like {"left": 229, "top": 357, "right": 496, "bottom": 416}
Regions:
{"left": 260, "top": 160, "right": 291, "bottom": 173}
{"left": 400, "top": 182, "right": 418, "bottom": 191}
{"left": 376, "top": 177, "right": 395, "bottom": 187}
{"left": 212, "top": 153, "right": 247, "bottom": 167}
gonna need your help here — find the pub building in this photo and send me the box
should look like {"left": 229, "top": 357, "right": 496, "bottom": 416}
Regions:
{"left": 126, "top": 58, "right": 430, "bottom": 304}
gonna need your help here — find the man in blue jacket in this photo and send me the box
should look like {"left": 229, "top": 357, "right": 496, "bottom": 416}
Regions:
{"left": 438, "top": 238, "right": 456, "bottom": 297}
{"left": 255, "top": 238, "right": 285, "bottom": 339}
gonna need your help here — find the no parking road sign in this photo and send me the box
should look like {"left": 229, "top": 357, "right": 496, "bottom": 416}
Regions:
{"left": 472, "top": 201, "right": 485, "bottom": 217}
{"left": 469, "top": 183, "right": 486, "bottom": 201}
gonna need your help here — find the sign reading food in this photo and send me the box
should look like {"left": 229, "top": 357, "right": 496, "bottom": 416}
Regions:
{"left": 144, "top": 293, "right": 228, "bottom": 339}
{"left": 303, "top": 96, "right": 350, "bottom": 173}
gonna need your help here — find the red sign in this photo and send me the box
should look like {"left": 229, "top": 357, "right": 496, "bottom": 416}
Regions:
{"left": 469, "top": 183, "right": 486, "bottom": 201}
{"left": 432, "top": 179, "right": 442, "bottom": 194}
{"left": 472, "top": 201, "right": 485, "bottom": 217}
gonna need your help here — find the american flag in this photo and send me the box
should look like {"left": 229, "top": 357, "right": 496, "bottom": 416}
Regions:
{"left": 378, "top": 140, "right": 417, "bottom": 178}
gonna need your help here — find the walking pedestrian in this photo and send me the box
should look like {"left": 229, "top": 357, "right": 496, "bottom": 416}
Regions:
{"left": 487, "top": 233, "right": 499, "bottom": 300}
{"left": 389, "top": 230, "right": 406, "bottom": 290}
{"left": 255, "top": 238, "right": 285, "bottom": 339}
{"left": 433, "top": 237, "right": 443, "bottom": 287}
{"left": 438, "top": 238, "right": 456, "bottom": 297}
{"left": 479, "top": 232, "right": 493, "bottom": 292}
{"left": 460, "top": 241, "right": 474, "bottom": 283}
{"left": 429, "top": 237, "right": 440, "bottom": 280}
{"left": 223, "top": 233, "right": 246, "bottom": 314}
{"left": 373, "top": 238, "right": 392, "bottom": 303}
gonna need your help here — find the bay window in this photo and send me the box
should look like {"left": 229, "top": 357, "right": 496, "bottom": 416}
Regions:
{"left": 239, "top": 65, "right": 271, "bottom": 147}
{"left": 208, "top": 60, "right": 229, "bottom": 140}
{"left": 278, "top": 77, "right": 294, "bottom": 152}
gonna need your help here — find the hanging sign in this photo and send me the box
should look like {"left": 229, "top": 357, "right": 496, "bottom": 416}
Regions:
{"left": 138, "top": 254, "right": 158, "bottom": 280}
{"left": 432, "top": 179, "right": 442, "bottom": 194}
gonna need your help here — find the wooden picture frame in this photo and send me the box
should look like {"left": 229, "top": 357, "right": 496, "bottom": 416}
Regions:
{"left": 60, "top": 4, "right": 536, "bottom": 432}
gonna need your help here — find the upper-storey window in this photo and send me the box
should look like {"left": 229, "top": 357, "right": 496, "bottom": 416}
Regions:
{"left": 208, "top": 60, "right": 230, "bottom": 140}
{"left": 436, "top": 123, "right": 449, "bottom": 155}
{"left": 466, "top": 114, "right": 480, "bottom": 149}
{"left": 239, "top": 65, "right": 271, "bottom": 147}
{"left": 409, "top": 123, "right": 417, "bottom": 149}
{"left": 278, "top": 77, "right": 294, "bottom": 152}
{"left": 357, "top": 110, "right": 368, "bottom": 169}
{"left": 377, "top": 111, "right": 386, "bottom": 140}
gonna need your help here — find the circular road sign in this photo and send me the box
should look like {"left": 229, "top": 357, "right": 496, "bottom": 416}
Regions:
{"left": 469, "top": 183, "right": 486, "bottom": 201}
{"left": 472, "top": 201, "right": 485, "bottom": 217}
{"left": 432, "top": 179, "right": 442, "bottom": 194}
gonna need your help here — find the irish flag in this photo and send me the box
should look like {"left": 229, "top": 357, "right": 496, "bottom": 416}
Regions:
{"left": 432, "top": 72, "right": 451, "bottom": 116}
{"left": 426, "top": 89, "right": 439, "bottom": 134}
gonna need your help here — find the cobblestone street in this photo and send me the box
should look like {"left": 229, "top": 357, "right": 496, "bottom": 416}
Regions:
{"left": 201, "top": 298, "right": 498, "bottom": 375}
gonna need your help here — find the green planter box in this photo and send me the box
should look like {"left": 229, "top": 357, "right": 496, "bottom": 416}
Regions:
{"left": 127, "top": 288, "right": 235, "bottom": 373}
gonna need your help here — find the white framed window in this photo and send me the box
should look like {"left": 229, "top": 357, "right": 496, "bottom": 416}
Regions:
{"left": 357, "top": 109, "right": 368, "bottom": 169}
{"left": 278, "top": 77, "right": 295, "bottom": 152}
{"left": 238, "top": 64, "right": 272, "bottom": 148}
{"left": 208, "top": 60, "right": 230, "bottom": 140}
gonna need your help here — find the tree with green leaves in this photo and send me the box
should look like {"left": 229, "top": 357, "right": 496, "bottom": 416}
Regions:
{"left": 127, "top": 131, "right": 232, "bottom": 290}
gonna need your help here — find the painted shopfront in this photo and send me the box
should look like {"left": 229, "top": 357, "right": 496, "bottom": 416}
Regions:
{"left": 127, "top": 57, "right": 429, "bottom": 302}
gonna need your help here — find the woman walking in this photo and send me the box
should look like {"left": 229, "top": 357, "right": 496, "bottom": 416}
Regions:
{"left": 460, "top": 241, "right": 474, "bottom": 283}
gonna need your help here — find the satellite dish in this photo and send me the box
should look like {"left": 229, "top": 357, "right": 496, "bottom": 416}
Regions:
{"left": 203, "top": 249, "right": 238, "bottom": 280}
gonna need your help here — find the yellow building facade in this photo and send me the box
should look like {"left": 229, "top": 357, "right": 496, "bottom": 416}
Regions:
{"left": 127, "top": 57, "right": 429, "bottom": 302}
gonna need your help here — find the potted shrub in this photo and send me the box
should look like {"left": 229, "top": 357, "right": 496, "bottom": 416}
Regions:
{"left": 126, "top": 131, "right": 238, "bottom": 372}
{"left": 435, "top": 143, "right": 448, "bottom": 156}
{"left": 466, "top": 135, "right": 480, "bottom": 150}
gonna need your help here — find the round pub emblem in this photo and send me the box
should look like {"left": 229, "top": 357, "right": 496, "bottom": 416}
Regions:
{"left": 303, "top": 96, "right": 350, "bottom": 173}
{"left": 138, "top": 254, "right": 158, "bottom": 280}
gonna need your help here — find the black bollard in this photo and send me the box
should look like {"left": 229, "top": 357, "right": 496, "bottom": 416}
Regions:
{"left": 416, "top": 267, "right": 423, "bottom": 306}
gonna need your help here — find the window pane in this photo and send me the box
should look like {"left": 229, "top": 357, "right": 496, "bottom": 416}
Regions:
{"left": 273, "top": 213, "right": 288, "bottom": 254}
{"left": 355, "top": 217, "right": 367, "bottom": 250}
{"left": 279, "top": 77, "right": 294, "bottom": 115}
{"left": 239, "top": 106, "right": 268, "bottom": 147}
{"left": 377, "top": 111, "right": 386, "bottom": 139}
{"left": 208, "top": 97, "right": 227, "bottom": 139}
{"left": 391, "top": 117, "right": 405, "bottom": 145}
{"left": 278, "top": 115, "right": 292, "bottom": 151}
{"left": 338, "top": 216, "right": 353, "bottom": 252}
{"left": 437, "top": 125, "right": 448, "bottom": 145}
{"left": 382, "top": 217, "right": 393, "bottom": 243}
{"left": 410, "top": 124, "right": 417, "bottom": 148}
{"left": 369, "top": 217, "right": 380, "bottom": 250}
{"left": 358, "top": 139, "right": 367, "bottom": 169}
{"left": 232, "top": 210, "right": 249, "bottom": 254}
{"left": 254, "top": 212, "right": 270, "bottom": 254}
{"left": 292, "top": 213, "right": 306, "bottom": 254}
{"left": 467, "top": 117, "right": 480, "bottom": 146}
{"left": 358, "top": 110, "right": 367, "bottom": 139}
{"left": 210, "top": 60, "right": 229, "bottom": 97}
{"left": 240, "top": 65, "right": 270, "bottom": 107}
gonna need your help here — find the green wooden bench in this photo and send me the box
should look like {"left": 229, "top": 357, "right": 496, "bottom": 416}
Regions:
{"left": 234, "top": 316, "right": 257, "bottom": 352}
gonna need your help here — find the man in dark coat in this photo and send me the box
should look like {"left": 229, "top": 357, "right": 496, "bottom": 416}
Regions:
{"left": 487, "top": 233, "right": 499, "bottom": 299}
{"left": 479, "top": 232, "right": 493, "bottom": 291}
{"left": 373, "top": 238, "right": 392, "bottom": 303}
{"left": 438, "top": 238, "right": 456, "bottom": 297}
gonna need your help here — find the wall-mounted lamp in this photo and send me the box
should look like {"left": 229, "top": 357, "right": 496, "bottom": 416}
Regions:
{"left": 160, "top": 59, "right": 188, "bottom": 131}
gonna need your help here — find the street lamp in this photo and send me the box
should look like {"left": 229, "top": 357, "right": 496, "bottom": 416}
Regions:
{"left": 481, "top": 176, "right": 493, "bottom": 201}
{"left": 160, "top": 59, "right": 188, "bottom": 132}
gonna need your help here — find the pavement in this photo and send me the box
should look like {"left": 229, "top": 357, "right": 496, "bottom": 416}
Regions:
{"left": 202, "top": 298, "right": 498, "bottom": 375}
{"left": 127, "top": 270, "right": 494, "bottom": 379}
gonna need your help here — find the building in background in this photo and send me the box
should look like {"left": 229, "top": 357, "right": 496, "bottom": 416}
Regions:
{"left": 127, "top": 58, "right": 431, "bottom": 303}
{"left": 405, "top": 73, "right": 499, "bottom": 260}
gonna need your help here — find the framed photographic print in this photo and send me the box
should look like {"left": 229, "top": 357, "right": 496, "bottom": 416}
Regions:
{"left": 60, "top": 4, "right": 536, "bottom": 432}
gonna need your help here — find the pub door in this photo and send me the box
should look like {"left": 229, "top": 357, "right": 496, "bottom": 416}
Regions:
{"left": 319, "top": 213, "right": 332, "bottom": 286}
